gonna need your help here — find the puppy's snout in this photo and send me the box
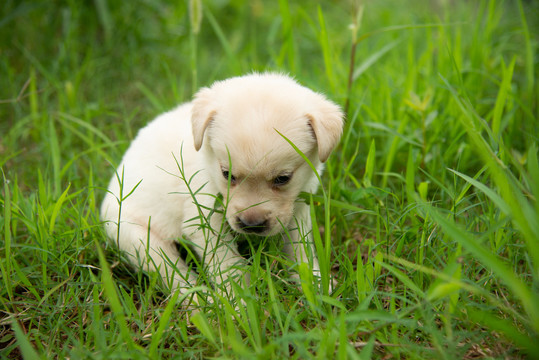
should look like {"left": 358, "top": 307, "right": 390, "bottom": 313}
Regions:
{"left": 237, "top": 215, "right": 268, "bottom": 234}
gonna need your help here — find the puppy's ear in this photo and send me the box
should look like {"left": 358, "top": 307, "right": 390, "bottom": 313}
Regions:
{"left": 191, "top": 87, "right": 216, "bottom": 151}
{"left": 306, "top": 96, "right": 344, "bottom": 162}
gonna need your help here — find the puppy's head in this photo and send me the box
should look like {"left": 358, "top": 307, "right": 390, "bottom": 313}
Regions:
{"left": 191, "top": 73, "right": 343, "bottom": 236}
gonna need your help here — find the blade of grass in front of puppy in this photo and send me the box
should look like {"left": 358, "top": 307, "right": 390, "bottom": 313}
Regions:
{"left": 148, "top": 288, "right": 181, "bottom": 358}
{"left": 277, "top": 130, "right": 332, "bottom": 295}
{"left": 223, "top": 297, "right": 252, "bottom": 356}
{"left": 94, "top": 238, "right": 140, "bottom": 351}
{"left": 276, "top": 130, "right": 325, "bottom": 196}
{"left": 190, "top": 312, "right": 218, "bottom": 348}
{"left": 266, "top": 261, "right": 285, "bottom": 332}
{"left": 298, "top": 262, "right": 318, "bottom": 314}
{"left": 323, "top": 188, "right": 332, "bottom": 292}
{"left": 310, "top": 195, "right": 330, "bottom": 296}
{"left": 12, "top": 321, "right": 41, "bottom": 360}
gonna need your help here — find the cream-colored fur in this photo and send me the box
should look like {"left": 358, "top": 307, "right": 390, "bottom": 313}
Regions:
{"left": 101, "top": 73, "right": 343, "bottom": 302}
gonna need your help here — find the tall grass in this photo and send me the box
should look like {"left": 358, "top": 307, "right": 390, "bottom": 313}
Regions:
{"left": 1, "top": 0, "right": 538, "bottom": 358}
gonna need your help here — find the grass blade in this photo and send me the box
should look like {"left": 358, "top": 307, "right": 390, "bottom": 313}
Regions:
{"left": 48, "top": 183, "right": 71, "bottom": 235}
{"left": 2, "top": 171, "right": 13, "bottom": 300}
{"left": 204, "top": 7, "right": 240, "bottom": 71}
{"left": 12, "top": 321, "right": 41, "bottom": 360}
{"left": 447, "top": 168, "right": 510, "bottom": 214}
{"left": 516, "top": 0, "right": 534, "bottom": 93}
{"left": 317, "top": 5, "right": 335, "bottom": 91}
{"left": 191, "top": 311, "right": 218, "bottom": 347}
{"left": 422, "top": 202, "right": 539, "bottom": 334}
{"left": 95, "top": 238, "right": 140, "bottom": 351}
{"left": 377, "top": 259, "right": 424, "bottom": 299}
{"left": 442, "top": 75, "right": 539, "bottom": 269}
{"left": 363, "top": 139, "right": 375, "bottom": 187}
{"left": 148, "top": 289, "right": 182, "bottom": 357}
{"left": 352, "top": 40, "right": 399, "bottom": 81}
{"left": 466, "top": 307, "right": 539, "bottom": 356}
{"left": 491, "top": 57, "right": 515, "bottom": 137}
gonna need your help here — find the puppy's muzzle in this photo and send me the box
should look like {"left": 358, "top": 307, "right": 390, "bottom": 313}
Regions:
{"left": 237, "top": 216, "right": 268, "bottom": 234}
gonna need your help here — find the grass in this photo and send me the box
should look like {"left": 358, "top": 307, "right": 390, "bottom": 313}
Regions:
{"left": 1, "top": 0, "right": 538, "bottom": 358}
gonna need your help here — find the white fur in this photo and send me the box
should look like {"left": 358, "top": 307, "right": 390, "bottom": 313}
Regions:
{"left": 101, "top": 73, "right": 344, "bottom": 301}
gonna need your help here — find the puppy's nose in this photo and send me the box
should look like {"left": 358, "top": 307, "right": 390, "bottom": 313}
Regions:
{"left": 237, "top": 216, "right": 268, "bottom": 234}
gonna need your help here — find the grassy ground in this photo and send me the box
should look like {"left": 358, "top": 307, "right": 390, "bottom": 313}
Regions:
{"left": 1, "top": 0, "right": 538, "bottom": 358}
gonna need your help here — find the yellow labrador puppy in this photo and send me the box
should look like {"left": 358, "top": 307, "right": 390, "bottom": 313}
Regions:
{"left": 101, "top": 73, "right": 343, "bottom": 301}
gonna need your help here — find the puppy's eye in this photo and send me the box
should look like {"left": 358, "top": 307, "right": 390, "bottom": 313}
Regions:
{"left": 222, "top": 169, "right": 236, "bottom": 184}
{"left": 273, "top": 174, "right": 292, "bottom": 187}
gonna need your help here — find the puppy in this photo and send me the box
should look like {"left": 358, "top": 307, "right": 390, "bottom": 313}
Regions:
{"left": 101, "top": 73, "right": 343, "bottom": 302}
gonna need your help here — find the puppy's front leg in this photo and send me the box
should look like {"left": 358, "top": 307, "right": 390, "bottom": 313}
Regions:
{"left": 103, "top": 218, "right": 198, "bottom": 295}
{"left": 187, "top": 209, "right": 248, "bottom": 298}
{"left": 282, "top": 202, "right": 321, "bottom": 277}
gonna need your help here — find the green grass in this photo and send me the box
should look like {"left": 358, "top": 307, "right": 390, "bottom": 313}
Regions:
{"left": 1, "top": 0, "right": 538, "bottom": 358}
